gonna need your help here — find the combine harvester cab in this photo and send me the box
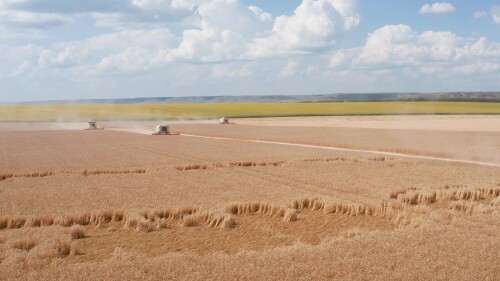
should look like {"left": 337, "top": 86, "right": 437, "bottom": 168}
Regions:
{"left": 84, "top": 121, "right": 104, "bottom": 130}
{"left": 152, "top": 124, "right": 180, "bottom": 136}
{"left": 218, "top": 117, "right": 235, "bottom": 124}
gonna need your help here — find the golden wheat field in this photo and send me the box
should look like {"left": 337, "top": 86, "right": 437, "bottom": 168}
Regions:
{"left": 0, "top": 115, "right": 499, "bottom": 280}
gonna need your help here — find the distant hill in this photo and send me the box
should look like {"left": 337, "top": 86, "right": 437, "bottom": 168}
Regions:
{"left": 9, "top": 92, "right": 500, "bottom": 105}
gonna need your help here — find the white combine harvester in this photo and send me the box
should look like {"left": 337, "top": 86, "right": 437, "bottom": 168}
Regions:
{"left": 218, "top": 117, "right": 235, "bottom": 124}
{"left": 152, "top": 124, "right": 180, "bottom": 136}
{"left": 84, "top": 121, "right": 104, "bottom": 130}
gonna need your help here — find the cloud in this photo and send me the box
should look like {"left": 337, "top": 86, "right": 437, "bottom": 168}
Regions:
{"left": 0, "top": 25, "right": 46, "bottom": 39}
{"left": 168, "top": 0, "right": 260, "bottom": 63}
{"left": 41, "top": 28, "right": 175, "bottom": 73}
{"left": 38, "top": 46, "right": 86, "bottom": 68}
{"left": 4, "top": 0, "right": 499, "bottom": 101}
{"left": 172, "top": 0, "right": 361, "bottom": 65}
{"left": 330, "top": 24, "right": 500, "bottom": 79}
{"left": 329, "top": 48, "right": 359, "bottom": 69}
{"left": 0, "top": 0, "right": 199, "bottom": 33}
{"left": 170, "top": 0, "right": 200, "bottom": 11}
{"left": 2, "top": 25, "right": 500, "bottom": 102}
{"left": 2, "top": 1, "right": 500, "bottom": 103}
{"left": 473, "top": 11, "right": 487, "bottom": 19}
{"left": 166, "top": 0, "right": 360, "bottom": 62}
{"left": 419, "top": 2, "right": 455, "bottom": 14}
{"left": 91, "top": 47, "right": 170, "bottom": 75}
{"left": 1, "top": 0, "right": 360, "bottom": 65}
{"left": 10, "top": 60, "right": 33, "bottom": 77}
{"left": 280, "top": 59, "right": 299, "bottom": 77}
{"left": 211, "top": 63, "right": 252, "bottom": 78}
{"left": 0, "top": 0, "right": 124, "bottom": 14}
{"left": 0, "top": 44, "right": 42, "bottom": 78}
{"left": 86, "top": 0, "right": 360, "bottom": 73}
{"left": 492, "top": 6, "right": 500, "bottom": 24}
{"left": 248, "top": 6, "right": 272, "bottom": 22}
{"left": 247, "top": 0, "right": 360, "bottom": 58}
{"left": 0, "top": 10, "right": 71, "bottom": 28}
{"left": 320, "top": 25, "right": 500, "bottom": 92}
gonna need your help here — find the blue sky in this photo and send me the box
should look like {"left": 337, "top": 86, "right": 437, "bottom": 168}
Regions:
{"left": 0, "top": 0, "right": 499, "bottom": 102}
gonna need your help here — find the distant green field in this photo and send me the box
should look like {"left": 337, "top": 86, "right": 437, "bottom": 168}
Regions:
{"left": 0, "top": 102, "right": 499, "bottom": 121}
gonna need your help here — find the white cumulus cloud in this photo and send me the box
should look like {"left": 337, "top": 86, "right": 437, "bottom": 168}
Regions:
{"left": 248, "top": 6, "right": 272, "bottom": 22}
{"left": 92, "top": 47, "right": 170, "bottom": 75}
{"left": 473, "top": 11, "right": 487, "bottom": 19}
{"left": 280, "top": 59, "right": 299, "bottom": 77}
{"left": 419, "top": 2, "right": 455, "bottom": 14}
{"left": 247, "top": 0, "right": 360, "bottom": 58}
{"left": 333, "top": 24, "right": 500, "bottom": 78}
{"left": 492, "top": 6, "right": 500, "bottom": 24}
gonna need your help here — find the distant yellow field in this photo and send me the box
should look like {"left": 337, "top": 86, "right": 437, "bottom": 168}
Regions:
{"left": 0, "top": 102, "right": 499, "bottom": 121}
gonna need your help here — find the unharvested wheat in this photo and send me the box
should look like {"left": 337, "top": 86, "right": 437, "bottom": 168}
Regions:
{"left": 56, "top": 241, "right": 71, "bottom": 257}
{"left": 12, "top": 240, "right": 38, "bottom": 251}
{"left": 181, "top": 215, "right": 199, "bottom": 227}
{"left": 283, "top": 209, "right": 298, "bottom": 222}
{"left": 70, "top": 227, "right": 86, "bottom": 240}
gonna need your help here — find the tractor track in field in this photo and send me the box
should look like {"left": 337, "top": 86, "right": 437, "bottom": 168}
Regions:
{"left": 179, "top": 134, "right": 500, "bottom": 168}
{"left": 230, "top": 165, "right": 382, "bottom": 202}
{"left": 107, "top": 129, "right": 500, "bottom": 168}
{"left": 118, "top": 143, "right": 212, "bottom": 164}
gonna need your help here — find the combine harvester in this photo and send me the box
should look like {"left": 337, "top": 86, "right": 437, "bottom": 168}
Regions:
{"left": 218, "top": 117, "right": 235, "bottom": 124}
{"left": 84, "top": 121, "right": 104, "bottom": 130}
{"left": 152, "top": 124, "right": 180, "bottom": 136}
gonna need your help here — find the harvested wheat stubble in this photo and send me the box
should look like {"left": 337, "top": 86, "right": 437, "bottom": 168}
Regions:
{"left": 1, "top": 128, "right": 499, "bottom": 216}
{"left": 61, "top": 198, "right": 401, "bottom": 261}
{"left": 173, "top": 122, "right": 500, "bottom": 164}
{"left": 1, "top": 157, "right": 498, "bottom": 219}
{"left": 66, "top": 211, "right": 394, "bottom": 262}
{"left": 48, "top": 192, "right": 498, "bottom": 264}
{"left": 0, "top": 130, "right": 350, "bottom": 172}
{"left": 0, "top": 198, "right": 401, "bottom": 268}
{"left": 1, "top": 120, "right": 500, "bottom": 280}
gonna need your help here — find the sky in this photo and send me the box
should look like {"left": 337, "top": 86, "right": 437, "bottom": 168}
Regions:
{"left": 0, "top": 0, "right": 499, "bottom": 103}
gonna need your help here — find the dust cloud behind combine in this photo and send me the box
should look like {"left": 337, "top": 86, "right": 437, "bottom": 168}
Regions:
{"left": 0, "top": 115, "right": 499, "bottom": 280}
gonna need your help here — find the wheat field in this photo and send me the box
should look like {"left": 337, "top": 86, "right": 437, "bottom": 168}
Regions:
{"left": 0, "top": 116, "right": 499, "bottom": 280}
{"left": 1, "top": 102, "right": 500, "bottom": 121}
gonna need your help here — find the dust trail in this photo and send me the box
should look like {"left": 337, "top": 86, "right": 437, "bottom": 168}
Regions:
{"left": 179, "top": 134, "right": 500, "bottom": 168}
{"left": 108, "top": 128, "right": 152, "bottom": 135}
